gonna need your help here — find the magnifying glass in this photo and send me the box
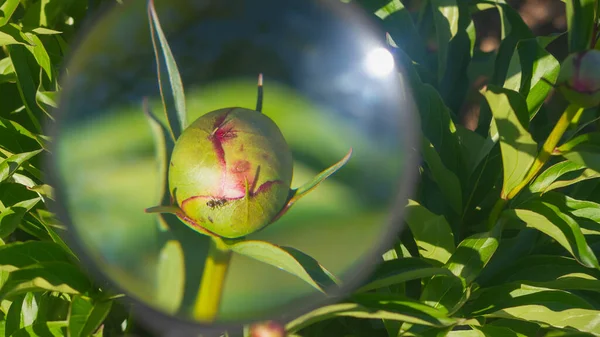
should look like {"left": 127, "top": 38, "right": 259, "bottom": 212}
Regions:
{"left": 46, "top": 0, "right": 418, "bottom": 335}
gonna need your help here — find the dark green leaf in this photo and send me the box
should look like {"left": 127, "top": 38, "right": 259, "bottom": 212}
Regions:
{"left": 530, "top": 161, "right": 592, "bottom": 193}
{"left": 473, "top": 325, "right": 528, "bottom": 337}
{"left": 0, "top": 241, "right": 74, "bottom": 272}
{"left": 405, "top": 200, "right": 455, "bottom": 264}
{"left": 0, "top": 0, "right": 19, "bottom": 26}
{"left": 377, "top": 1, "right": 427, "bottom": 64}
{"left": 445, "top": 224, "right": 502, "bottom": 283}
{"left": 483, "top": 86, "right": 537, "bottom": 197}
{"left": 12, "top": 321, "right": 67, "bottom": 337}
{"left": 356, "top": 258, "right": 453, "bottom": 293}
{"left": 155, "top": 240, "right": 184, "bottom": 314}
{"left": 0, "top": 149, "right": 42, "bottom": 183}
{"left": 0, "top": 198, "right": 40, "bottom": 238}
{"left": 566, "top": 0, "right": 596, "bottom": 52}
{"left": 420, "top": 274, "right": 467, "bottom": 314}
{"left": 503, "top": 38, "right": 560, "bottom": 118}
{"left": 506, "top": 200, "right": 599, "bottom": 268}
{"left": 0, "top": 116, "right": 45, "bottom": 153}
{"left": 421, "top": 138, "right": 463, "bottom": 214}
{"left": 0, "top": 262, "right": 92, "bottom": 300}
{"left": 430, "top": 0, "right": 459, "bottom": 81}
{"left": 68, "top": 296, "right": 112, "bottom": 337}
{"left": 0, "top": 24, "right": 30, "bottom": 46}
{"left": 147, "top": 0, "right": 187, "bottom": 140}
{"left": 7, "top": 45, "right": 44, "bottom": 132}
{"left": 23, "top": 33, "right": 51, "bottom": 81}
{"left": 556, "top": 133, "right": 600, "bottom": 173}
{"left": 227, "top": 240, "right": 339, "bottom": 293}
{"left": 6, "top": 294, "right": 38, "bottom": 337}
{"left": 286, "top": 293, "right": 456, "bottom": 333}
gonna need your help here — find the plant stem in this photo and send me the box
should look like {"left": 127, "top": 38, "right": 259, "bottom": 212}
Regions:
{"left": 487, "top": 104, "right": 583, "bottom": 229}
{"left": 506, "top": 104, "right": 583, "bottom": 200}
{"left": 193, "top": 237, "right": 232, "bottom": 322}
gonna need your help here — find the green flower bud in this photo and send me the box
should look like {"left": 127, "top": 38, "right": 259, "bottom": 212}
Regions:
{"left": 557, "top": 50, "right": 600, "bottom": 108}
{"left": 168, "top": 107, "right": 293, "bottom": 238}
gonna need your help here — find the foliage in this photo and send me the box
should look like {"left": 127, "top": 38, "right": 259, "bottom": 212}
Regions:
{"left": 1, "top": 0, "right": 600, "bottom": 336}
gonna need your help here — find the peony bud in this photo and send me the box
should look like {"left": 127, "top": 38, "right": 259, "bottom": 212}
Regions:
{"left": 168, "top": 107, "right": 293, "bottom": 238}
{"left": 250, "top": 321, "right": 286, "bottom": 337}
{"left": 557, "top": 50, "right": 600, "bottom": 108}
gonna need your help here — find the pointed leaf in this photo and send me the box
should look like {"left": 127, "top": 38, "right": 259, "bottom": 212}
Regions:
{"left": 0, "top": 24, "right": 30, "bottom": 46}
{"left": 282, "top": 149, "right": 352, "bottom": 214}
{"left": 0, "top": 0, "right": 20, "bottom": 26}
{"left": 420, "top": 274, "right": 467, "bottom": 314}
{"left": 0, "top": 241, "right": 74, "bottom": 272}
{"left": 286, "top": 294, "right": 456, "bottom": 333}
{"left": 556, "top": 133, "right": 600, "bottom": 173}
{"left": 0, "top": 149, "right": 42, "bottom": 182}
{"left": 155, "top": 240, "right": 184, "bottom": 314}
{"left": 530, "top": 160, "right": 591, "bottom": 193}
{"left": 0, "top": 197, "right": 40, "bottom": 238}
{"left": 405, "top": 200, "right": 455, "bottom": 265}
{"left": 23, "top": 33, "right": 51, "bottom": 81}
{"left": 7, "top": 44, "right": 43, "bottom": 132}
{"left": 356, "top": 258, "right": 453, "bottom": 293}
{"left": 503, "top": 38, "right": 559, "bottom": 118}
{"left": 506, "top": 201, "right": 599, "bottom": 268}
{"left": 68, "top": 296, "right": 112, "bottom": 337}
{"left": 0, "top": 262, "right": 92, "bottom": 300}
{"left": 566, "top": 0, "right": 596, "bottom": 52}
{"left": 147, "top": 0, "right": 187, "bottom": 140}
{"left": 483, "top": 86, "right": 537, "bottom": 197}
{"left": 11, "top": 321, "right": 67, "bottom": 337}
{"left": 0, "top": 116, "right": 45, "bottom": 153}
{"left": 445, "top": 225, "right": 502, "bottom": 283}
{"left": 227, "top": 240, "right": 338, "bottom": 293}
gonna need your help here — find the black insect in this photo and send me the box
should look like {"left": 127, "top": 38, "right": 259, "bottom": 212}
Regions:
{"left": 207, "top": 198, "right": 228, "bottom": 209}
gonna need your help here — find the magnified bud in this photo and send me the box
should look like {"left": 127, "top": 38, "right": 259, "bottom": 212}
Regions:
{"left": 557, "top": 50, "right": 600, "bottom": 108}
{"left": 168, "top": 107, "right": 294, "bottom": 238}
{"left": 250, "top": 321, "right": 286, "bottom": 337}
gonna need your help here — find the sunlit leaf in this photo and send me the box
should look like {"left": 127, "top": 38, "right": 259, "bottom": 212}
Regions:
{"left": 0, "top": 198, "right": 40, "bottom": 238}
{"left": 0, "top": 0, "right": 20, "bottom": 26}
{"left": 483, "top": 86, "right": 537, "bottom": 197}
{"left": 68, "top": 296, "right": 112, "bottom": 337}
{"left": 431, "top": 0, "right": 459, "bottom": 81}
{"left": 227, "top": 240, "right": 338, "bottom": 293}
{"left": 445, "top": 225, "right": 502, "bottom": 283}
{"left": 566, "top": 0, "right": 596, "bottom": 52}
{"left": 405, "top": 200, "right": 455, "bottom": 265}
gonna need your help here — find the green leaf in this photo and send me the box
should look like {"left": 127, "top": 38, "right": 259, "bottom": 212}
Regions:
{"left": 147, "top": 0, "right": 187, "bottom": 140}
{"left": 556, "top": 133, "right": 600, "bottom": 173}
{"left": 68, "top": 296, "right": 112, "bottom": 337}
{"left": 0, "top": 0, "right": 19, "bottom": 26}
{"left": 420, "top": 274, "right": 467, "bottom": 314}
{"left": 0, "top": 116, "right": 45, "bottom": 153}
{"left": 536, "top": 192, "right": 600, "bottom": 236}
{"left": 530, "top": 161, "right": 592, "bottom": 193}
{"left": 404, "top": 200, "right": 455, "bottom": 265}
{"left": 490, "top": 3, "right": 534, "bottom": 86}
{"left": 0, "top": 262, "right": 92, "bottom": 300}
{"left": 281, "top": 148, "right": 352, "bottom": 217}
{"left": 155, "top": 240, "right": 184, "bottom": 314}
{"left": 0, "top": 241, "right": 75, "bottom": 272}
{"left": 377, "top": 0, "right": 427, "bottom": 64}
{"left": 286, "top": 294, "right": 456, "bottom": 333}
{"left": 227, "top": 240, "right": 339, "bottom": 293}
{"left": 23, "top": 33, "right": 51, "bottom": 81}
{"left": 483, "top": 86, "right": 537, "bottom": 197}
{"left": 0, "top": 149, "right": 42, "bottom": 183}
{"left": 421, "top": 138, "right": 463, "bottom": 214}
{"left": 431, "top": 0, "right": 459, "bottom": 81}
{"left": 473, "top": 325, "right": 528, "bottom": 337}
{"left": 356, "top": 258, "right": 453, "bottom": 293}
{"left": 0, "top": 24, "right": 30, "bottom": 46}
{"left": 466, "top": 283, "right": 594, "bottom": 316}
{"left": 7, "top": 45, "right": 43, "bottom": 133}
{"left": 506, "top": 201, "right": 599, "bottom": 268}
{"left": 445, "top": 225, "right": 502, "bottom": 283}
{"left": 566, "top": 0, "right": 596, "bottom": 52}
{"left": 0, "top": 198, "right": 40, "bottom": 238}
{"left": 503, "top": 38, "right": 560, "bottom": 118}
{"left": 6, "top": 293, "right": 38, "bottom": 336}
{"left": 12, "top": 321, "right": 67, "bottom": 337}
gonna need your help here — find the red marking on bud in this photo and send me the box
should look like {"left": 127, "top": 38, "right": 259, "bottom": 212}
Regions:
{"left": 254, "top": 180, "right": 282, "bottom": 196}
{"left": 232, "top": 160, "right": 251, "bottom": 173}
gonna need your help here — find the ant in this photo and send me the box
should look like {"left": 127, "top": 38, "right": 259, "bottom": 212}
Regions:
{"left": 206, "top": 198, "right": 228, "bottom": 209}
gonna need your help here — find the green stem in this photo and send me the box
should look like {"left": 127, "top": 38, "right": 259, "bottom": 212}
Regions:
{"left": 487, "top": 104, "right": 583, "bottom": 229}
{"left": 194, "top": 237, "right": 232, "bottom": 322}
{"left": 505, "top": 104, "right": 583, "bottom": 200}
